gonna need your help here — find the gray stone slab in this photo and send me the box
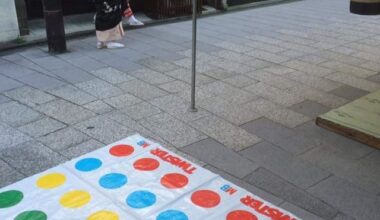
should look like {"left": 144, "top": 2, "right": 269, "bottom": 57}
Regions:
{"left": 182, "top": 138, "right": 259, "bottom": 178}
{"left": 16, "top": 72, "right": 66, "bottom": 90}
{"left": 285, "top": 71, "right": 342, "bottom": 92}
{"left": 129, "top": 68, "right": 175, "bottom": 85}
{"left": 0, "top": 74, "right": 23, "bottom": 92}
{"left": 190, "top": 115, "right": 261, "bottom": 151}
{"left": 330, "top": 85, "right": 369, "bottom": 101}
{"left": 221, "top": 75, "right": 258, "bottom": 88}
{"left": 0, "top": 123, "right": 32, "bottom": 150}
{"left": 326, "top": 72, "right": 380, "bottom": 92}
{"left": 119, "top": 79, "right": 168, "bottom": 100}
{"left": 0, "top": 95, "right": 10, "bottom": 104}
{"left": 333, "top": 213, "right": 356, "bottom": 220}
{"left": 148, "top": 94, "right": 211, "bottom": 123}
{"left": 99, "top": 57, "right": 143, "bottom": 72}
{"left": 91, "top": 67, "right": 135, "bottom": 84}
{"left": 74, "top": 115, "right": 134, "bottom": 144}
{"left": 121, "top": 102, "right": 161, "bottom": 120}
{"left": 48, "top": 85, "right": 97, "bottom": 105}
{"left": 4, "top": 86, "right": 56, "bottom": 107}
{"left": 241, "top": 117, "right": 323, "bottom": 155}
{"left": 83, "top": 100, "right": 114, "bottom": 114}
{"left": 35, "top": 99, "right": 96, "bottom": 124}
{"left": 139, "top": 113, "right": 206, "bottom": 148}
{"left": 241, "top": 142, "right": 330, "bottom": 189}
{"left": 308, "top": 176, "right": 380, "bottom": 220}
{"left": 0, "top": 141, "right": 66, "bottom": 176}
{"left": 76, "top": 78, "right": 123, "bottom": 99}
{"left": 158, "top": 80, "right": 191, "bottom": 93}
{"left": 52, "top": 66, "right": 94, "bottom": 84}
{"left": 367, "top": 73, "right": 380, "bottom": 83}
{"left": 244, "top": 168, "right": 338, "bottom": 220}
{"left": 138, "top": 57, "right": 179, "bottom": 73}
{"left": 165, "top": 68, "right": 215, "bottom": 86}
{"left": 103, "top": 93, "right": 143, "bottom": 109}
{"left": 280, "top": 202, "right": 325, "bottom": 220}
{"left": 0, "top": 159, "right": 25, "bottom": 188}
{"left": 205, "top": 165, "right": 283, "bottom": 205}
{"left": 18, "top": 117, "right": 66, "bottom": 137}
{"left": 60, "top": 139, "right": 105, "bottom": 160}
{"left": 0, "top": 101, "right": 42, "bottom": 127}
{"left": 289, "top": 100, "right": 330, "bottom": 118}
{"left": 38, "top": 127, "right": 90, "bottom": 151}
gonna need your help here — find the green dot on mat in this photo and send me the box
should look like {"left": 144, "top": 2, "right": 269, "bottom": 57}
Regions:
{"left": 0, "top": 190, "right": 23, "bottom": 208}
{"left": 14, "top": 210, "right": 47, "bottom": 220}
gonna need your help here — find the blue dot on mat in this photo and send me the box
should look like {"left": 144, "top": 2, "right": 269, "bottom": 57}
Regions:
{"left": 75, "top": 158, "right": 102, "bottom": 172}
{"left": 126, "top": 190, "right": 156, "bottom": 209}
{"left": 156, "top": 210, "right": 189, "bottom": 220}
{"left": 99, "top": 173, "right": 127, "bottom": 189}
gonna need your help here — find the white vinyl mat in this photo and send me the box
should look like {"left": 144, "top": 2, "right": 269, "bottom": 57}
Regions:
{"left": 0, "top": 134, "right": 300, "bottom": 220}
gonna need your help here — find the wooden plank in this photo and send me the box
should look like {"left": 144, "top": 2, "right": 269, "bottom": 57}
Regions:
{"left": 316, "top": 89, "right": 380, "bottom": 150}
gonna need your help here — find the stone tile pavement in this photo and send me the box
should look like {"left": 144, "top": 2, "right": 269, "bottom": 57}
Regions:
{"left": 1, "top": 0, "right": 380, "bottom": 219}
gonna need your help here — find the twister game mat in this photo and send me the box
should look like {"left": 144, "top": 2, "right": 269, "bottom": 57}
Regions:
{"left": 0, "top": 134, "right": 300, "bottom": 220}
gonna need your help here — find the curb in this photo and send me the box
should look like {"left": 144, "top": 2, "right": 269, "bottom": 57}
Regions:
{"left": 0, "top": 0, "right": 297, "bottom": 53}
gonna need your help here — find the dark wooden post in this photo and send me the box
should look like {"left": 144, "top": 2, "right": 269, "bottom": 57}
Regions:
{"left": 42, "top": 0, "right": 67, "bottom": 53}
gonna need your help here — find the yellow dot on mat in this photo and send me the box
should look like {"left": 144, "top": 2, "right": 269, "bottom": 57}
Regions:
{"left": 87, "top": 211, "right": 119, "bottom": 220}
{"left": 60, "top": 190, "right": 91, "bottom": 208}
{"left": 36, "top": 173, "right": 66, "bottom": 189}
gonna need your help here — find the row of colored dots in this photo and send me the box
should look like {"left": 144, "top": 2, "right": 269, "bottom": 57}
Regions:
{"left": 75, "top": 157, "right": 162, "bottom": 172}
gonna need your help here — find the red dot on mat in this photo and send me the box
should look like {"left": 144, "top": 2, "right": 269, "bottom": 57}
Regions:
{"left": 133, "top": 158, "right": 160, "bottom": 171}
{"left": 109, "top": 145, "right": 135, "bottom": 157}
{"left": 191, "top": 190, "right": 221, "bottom": 208}
{"left": 227, "top": 210, "right": 258, "bottom": 220}
{"left": 161, "top": 173, "right": 189, "bottom": 189}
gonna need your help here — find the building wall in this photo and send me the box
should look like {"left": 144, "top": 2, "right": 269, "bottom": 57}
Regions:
{"left": 0, "top": 0, "right": 20, "bottom": 42}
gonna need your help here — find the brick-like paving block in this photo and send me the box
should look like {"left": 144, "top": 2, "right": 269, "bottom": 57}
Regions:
{"left": 241, "top": 142, "right": 330, "bottom": 189}
{"left": 221, "top": 74, "right": 258, "bottom": 88}
{"left": 158, "top": 80, "right": 191, "bottom": 93}
{"left": 283, "top": 60, "right": 334, "bottom": 77}
{"left": 4, "top": 86, "right": 55, "bottom": 107}
{"left": 246, "top": 70, "right": 299, "bottom": 89}
{"left": 48, "top": 85, "right": 96, "bottom": 105}
{"left": 289, "top": 100, "right": 330, "bottom": 118}
{"left": 308, "top": 176, "right": 380, "bottom": 220}
{"left": 83, "top": 100, "right": 114, "bottom": 114}
{"left": 0, "top": 101, "right": 42, "bottom": 127}
{"left": 320, "top": 60, "right": 377, "bottom": 78}
{"left": 245, "top": 168, "right": 338, "bottom": 220}
{"left": 121, "top": 102, "right": 161, "bottom": 120}
{"left": 326, "top": 72, "right": 380, "bottom": 92}
{"left": 18, "top": 117, "right": 66, "bottom": 137}
{"left": 285, "top": 71, "right": 342, "bottom": 92}
{"left": 0, "top": 160, "right": 25, "bottom": 188}
{"left": 129, "top": 68, "right": 175, "bottom": 85}
{"left": 280, "top": 202, "right": 325, "bottom": 220}
{"left": 119, "top": 79, "right": 168, "bottom": 100}
{"left": 190, "top": 115, "right": 261, "bottom": 151}
{"left": 182, "top": 138, "right": 259, "bottom": 178}
{"left": 38, "top": 127, "right": 90, "bottom": 151}
{"left": 91, "top": 67, "right": 135, "bottom": 84}
{"left": 60, "top": 139, "right": 104, "bottom": 160}
{"left": 76, "top": 78, "right": 123, "bottom": 99}
{"left": 0, "top": 123, "right": 32, "bottom": 150}
{"left": 330, "top": 85, "right": 369, "bottom": 101}
{"left": 0, "top": 141, "right": 66, "bottom": 176}
{"left": 138, "top": 57, "right": 179, "bottom": 73}
{"left": 0, "top": 75, "right": 23, "bottom": 92}
{"left": 103, "top": 93, "right": 143, "bottom": 109}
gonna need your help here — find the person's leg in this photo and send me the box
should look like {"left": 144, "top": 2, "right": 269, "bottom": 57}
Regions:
{"left": 124, "top": 1, "right": 144, "bottom": 26}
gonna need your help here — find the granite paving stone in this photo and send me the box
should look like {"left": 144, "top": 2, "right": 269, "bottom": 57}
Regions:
{"left": 283, "top": 60, "right": 334, "bottom": 77}
{"left": 182, "top": 138, "right": 259, "bottom": 178}
{"left": 48, "top": 85, "right": 97, "bottom": 105}
{"left": 285, "top": 71, "right": 342, "bottom": 92}
{"left": 320, "top": 60, "right": 377, "bottom": 78}
{"left": 0, "top": 123, "right": 32, "bottom": 150}
{"left": 308, "top": 176, "right": 380, "bottom": 220}
{"left": 329, "top": 85, "right": 369, "bottom": 101}
{"left": 0, "top": 74, "right": 23, "bottom": 92}
{"left": 18, "top": 117, "right": 66, "bottom": 137}
{"left": 289, "top": 100, "right": 330, "bottom": 118}
{"left": 103, "top": 93, "right": 143, "bottom": 109}
{"left": 190, "top": 115, "right": 261, "bottom": 151}
{"left": 243, "top": 99, "right": 310, "bottom": 128}
{"left": 60, "top": 139, "right": 105, "bottom": 160}
{"left": 121, "top": 102, "right": 161, "bottom": 120}
{"left": 118, "top": 79, "right": 168, "bottom": 100}
{"left": 76, "top": 78, "right": 123, "bottom": 99}
{"left": 246, "top": 49, "right": 291, "bottom": 64}
{"left": 83, "top": 100, "right": 114, "bottom": 114}
{"left": 51, "top": 66, "right": 94, "bottom": 84}
{"left": 164, "top": 68, "right": 215, "bottom": 85}
{"left": 240, "top": 141, "right": 330, "bottom": 189}
{"left": 35, "top": 99, "right": 96, "bottom": 124}
{"left": 129, "top": 68, "right": 175, "bottom": 85}
{"left": 0, "top": 141, "right": 66, "bottom": 176}
{"left": 325, "top": 72, "right": 380, "bottom": 92}
{"left": 138, "top": 57, "right": 179, "bottom": 73}
{"left": 245, "top": 70, "right": 299, "bottom": 89}
{"left": 0, "top": 95, "right": 10, "bottom": 104}
{"left": 15, "top": 72, "right": 66, "bottom": 90}
{"left": 38, "top": 127, "right": 90, "bottom": 151}
{"left": 297, "top": 54, "right": 328, "bottom": 65}
{"left": 221, "top": 75, "right": 258, "bottom": 88}
{"left": 158, "top": 80, "right": 191, "bottom": 93}
{"left": 74, "top": 115, "right": 135, "bottom": 144}
{"left": 91, "top": 67, "right": 135, "bottom": 84}
{"left": 280, "top": 202, "right": 325, "bottom": 220}
{"left": 0, "top": 159, "right": 25, "bottom": 188}
{"left": 244, "top": 168, "right": 338, "bottom": 220}
{"left": 4, "top": 86, "right": 56, "bottom": 107}
{"left": 0, "top": 101, "right": 42, "bottom": 127}
{"left": 139, "top": 113, "right": 207, "bottom": 148}
{"left": 333, "top": 213, "right": 356, "bottom": 220}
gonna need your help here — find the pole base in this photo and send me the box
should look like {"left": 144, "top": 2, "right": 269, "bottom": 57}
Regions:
{"left": 189, "top": 107, "right": 198, "bottom": 113}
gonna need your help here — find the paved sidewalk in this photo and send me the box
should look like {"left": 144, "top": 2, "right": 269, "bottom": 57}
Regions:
{"left": 1, "top": 0, "right": 380, "bottom": 219}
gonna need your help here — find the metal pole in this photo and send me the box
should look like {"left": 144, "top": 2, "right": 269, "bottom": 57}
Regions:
{"left": 42, "top": 0, "right": 67, "bottom": 53}
{"left": 190, "top": 0, "right": 198, "bottom": 112}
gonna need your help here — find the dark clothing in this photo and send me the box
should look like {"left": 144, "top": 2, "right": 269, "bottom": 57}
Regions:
{"left": 94, "top": 0, "right": 128, "bottom": 31}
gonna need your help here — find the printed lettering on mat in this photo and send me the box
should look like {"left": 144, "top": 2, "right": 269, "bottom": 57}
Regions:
{"left": 0, "top": 134, "right": 300, "bottom": 220}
